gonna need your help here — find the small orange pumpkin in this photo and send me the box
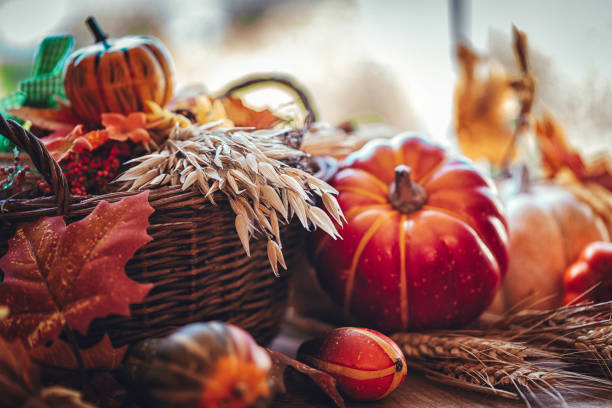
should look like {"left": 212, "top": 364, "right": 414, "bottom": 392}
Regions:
{"left": 64, "top": 17, "right": 174, "bottom": 124}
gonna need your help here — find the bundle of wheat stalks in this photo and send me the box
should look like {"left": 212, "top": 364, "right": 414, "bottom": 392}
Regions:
{"left": 117, "top": 122, "right": 345, "bottom": 274}
{"left": 391, "top": 302, "right": 612, "bottom": 406}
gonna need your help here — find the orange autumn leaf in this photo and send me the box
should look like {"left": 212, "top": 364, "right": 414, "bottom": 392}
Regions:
{"left": 535, "top": 113, "right": 612, "bottom": 190}
{"left": 454, "top": 27, "right": 534, "bottom": 166}
{"left": 535, "top": 114, "right": 585, "bottom": 179}
{"left": 42, "top": 125, "right": 109, "bottom": 162}
{"left": 220, "top": 96, "right": 284, "bottom": 129}
{"left": 101, "top": 112, "right": 150, "bottom": 143}
{"left": 535, "top": 113, "right": 612, "bottom": 236}
{"left": 30, "top": 334, "right": 127, "bottom": 370}
{"left": 0, "top": 337, "right": 39, "bottom": 406}
{"left": 8, "top": 105, "right": 78, "bottom": 130}
{"left": 454, "top": 44, "right": 516, "bottom": 164}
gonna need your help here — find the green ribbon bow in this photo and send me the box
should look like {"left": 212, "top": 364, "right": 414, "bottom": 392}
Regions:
{"left": 0, "top": 35, "right": 74, "bottom": 151}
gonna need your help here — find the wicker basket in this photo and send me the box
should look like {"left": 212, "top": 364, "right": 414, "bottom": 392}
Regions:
{"left": 0, "top": 114, "right": 304, "bottom": 347}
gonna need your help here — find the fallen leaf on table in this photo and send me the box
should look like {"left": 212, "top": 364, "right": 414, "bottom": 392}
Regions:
{"left": 30, "top": 334, "right": 128, "bottom": 370}
{"left": 267, "top": 349, "right": 345, "bottom": 408}
{"left": 220, "top": 96, "right": 284, "bottom": 129}
{"left": 0, "top": 192, "right": 154, "bottom": 348}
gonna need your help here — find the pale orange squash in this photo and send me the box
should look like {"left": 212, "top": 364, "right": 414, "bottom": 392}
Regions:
{"left": 64, "top": 17, "right": 174, "bottom": 124}
{"left": 489, "top": 177, "right": 610, "bottom": 313}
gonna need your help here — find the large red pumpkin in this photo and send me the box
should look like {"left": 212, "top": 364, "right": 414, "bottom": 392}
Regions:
{"left": 310, "top": 134, "right": 509, "bottom": 331}
{"left": 64, "top": 17, "right": 175, "bottom": 124}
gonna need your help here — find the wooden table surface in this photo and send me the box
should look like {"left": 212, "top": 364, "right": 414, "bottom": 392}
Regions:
{"left": 269, "top": 324, "right": 611, "bottom": 408}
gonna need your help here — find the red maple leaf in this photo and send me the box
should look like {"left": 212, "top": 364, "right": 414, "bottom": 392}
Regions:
{"left": 30, "top": 334, "right": 127, "bottom": 370}
{"left": 0, "top": 192, "right": 154, "bottom": 348}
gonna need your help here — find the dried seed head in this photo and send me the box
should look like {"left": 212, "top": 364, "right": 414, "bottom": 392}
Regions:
{"left": 117, "top": 124, "right": 346, "bottom": 272}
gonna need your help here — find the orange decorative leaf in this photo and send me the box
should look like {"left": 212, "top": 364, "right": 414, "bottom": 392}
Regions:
{"left": 535, "top": 113, "right": 612, "bottom": 236}
{"left": 41, "top": 125, "right": 109, "bottom": 162}
{"left": 454, "top": 27, "right": 534, "bottom": 166}
{"left": 8, "top": 105, "right": 78, "bottom": 130}
{"left": 454, "top": 45, "right": 515, "bottom": 164}
{"left": 30, "top": 334, "right": 127, "bottom": 370}
{"left": 535, "top": 113, "right": 612, "bottom": 190}
{"left": 0, "top": 338, "right": 39, "bottom": 407}
{"left": 101, "top": 112, "right": 150, "bottom": 143}
{"left": 0, "top": 192, "right": 154, "bottom": 348}
{"left": 0, "top": 338, "right": 95, "bottom": 407}
{"left": 220, "top": 96, "right": 284, "bottom": 129}
{"left": 535, "top": 114, "right": 585, "bottom": 179}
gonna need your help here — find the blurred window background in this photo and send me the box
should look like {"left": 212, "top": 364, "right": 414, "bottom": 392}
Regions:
{"left": 0, "top": 0, "right": 610, "bottom": 152}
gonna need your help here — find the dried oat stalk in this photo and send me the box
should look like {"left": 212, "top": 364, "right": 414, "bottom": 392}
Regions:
{"left": 117, "top": 123, "right": 345, "bottom": 275}
{"left": 481, "top": 302, "right": 612, "bottom": 378}
{"left": 391, "top": 302, "right": 612, "bottom": 406}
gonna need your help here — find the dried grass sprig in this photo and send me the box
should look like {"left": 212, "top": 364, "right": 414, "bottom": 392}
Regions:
{"left": 480, "top": 302, "right": 612, "bottom": 378}
{"left": 405, "top": 358, "right": 612, "bottom": 406}
{"left": 391, "top": 302, "right": 612, "bottom": 406}
{"left": 117, "top": 123, "right": 345, "bottom": 274}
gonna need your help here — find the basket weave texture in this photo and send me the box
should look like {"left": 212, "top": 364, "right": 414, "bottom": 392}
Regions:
{"left": 0, "top": 115, "right": 302, "bottom": 347}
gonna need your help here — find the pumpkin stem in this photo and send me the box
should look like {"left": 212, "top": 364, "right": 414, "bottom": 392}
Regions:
{"left": 389, "top": 165, "right": 427, "bottom": 214}
{"left": 85, "top": 16, "right": 110, "bottom": 49}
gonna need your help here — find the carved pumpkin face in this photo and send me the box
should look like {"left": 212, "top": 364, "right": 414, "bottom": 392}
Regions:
{"left": 64, "top": 19, "right": 174, "bottom": 124}
{"left": 310, "top": 134, "right": 509, "bottom": 331}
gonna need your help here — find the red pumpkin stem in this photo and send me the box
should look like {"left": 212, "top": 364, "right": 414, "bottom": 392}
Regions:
{"left": 85, "top": 16, "right": 110, "bottom": 49}
{"left": 389, "top": 165, "right": 427, "bottom": 214}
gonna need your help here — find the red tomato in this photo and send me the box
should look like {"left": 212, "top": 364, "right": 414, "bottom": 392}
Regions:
{"left": 310, "top": 134, "right": 509, "bottom": 331}
{"left": 563, "top": 241, "right": 612, "bottom": 305}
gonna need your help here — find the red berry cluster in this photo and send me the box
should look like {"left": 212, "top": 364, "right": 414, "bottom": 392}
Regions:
{"left": 1, "top": 155, "right": 30, "bottom": 193}
{"left": 38, "top": 141, "right": 133, "bottom": 196}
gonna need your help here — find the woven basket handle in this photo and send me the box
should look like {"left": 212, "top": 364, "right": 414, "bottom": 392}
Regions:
{"left": 221, "top": 75, "right": 317, "bottom": 148}
{"left": 0, "top": 113, "right": 70, "bottom": 215}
